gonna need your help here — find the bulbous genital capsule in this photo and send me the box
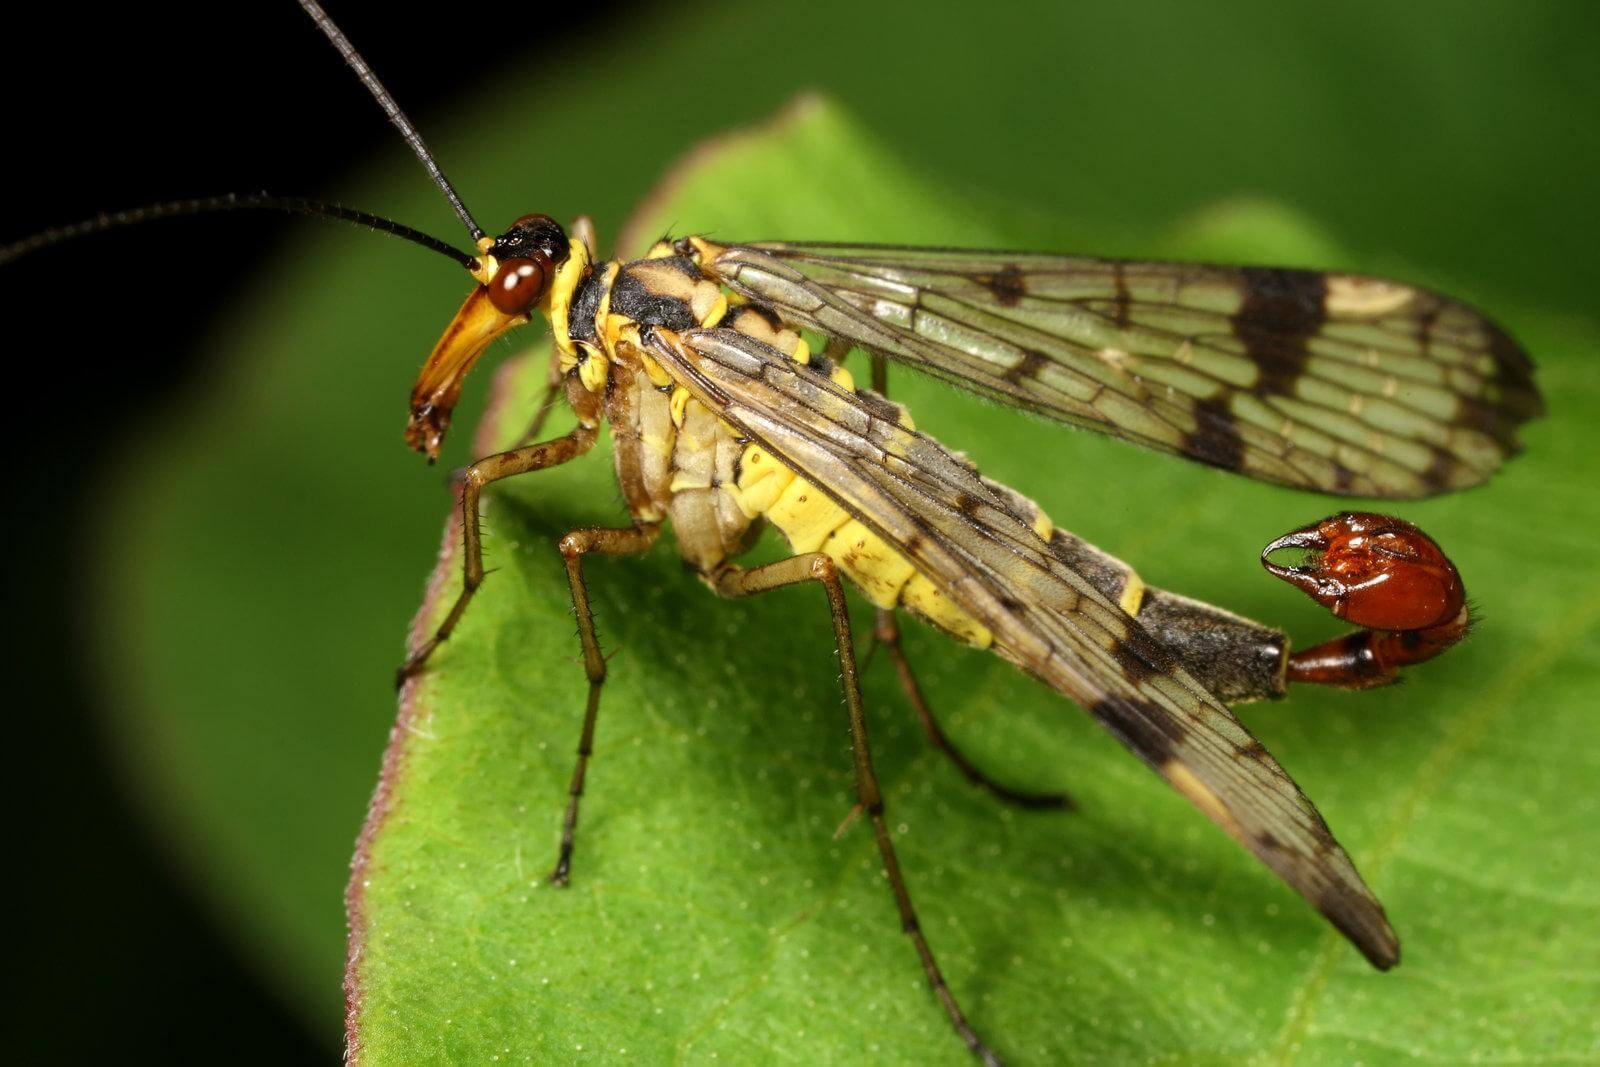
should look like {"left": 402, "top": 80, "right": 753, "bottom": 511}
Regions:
{"left": 1263, "top": 512, "right": 1469, "bottom": 689}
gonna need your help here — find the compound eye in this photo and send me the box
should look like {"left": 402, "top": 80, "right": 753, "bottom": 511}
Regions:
{"left": 487, "top": 253, "right": 551, "bottom": 315}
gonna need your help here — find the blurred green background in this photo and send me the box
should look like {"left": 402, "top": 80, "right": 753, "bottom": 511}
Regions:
{"left": 13, "top": 0, "right": 1595, "bottom": 1060}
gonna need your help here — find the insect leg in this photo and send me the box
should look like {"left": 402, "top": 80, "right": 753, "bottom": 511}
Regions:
{"left": 396, "top": 425, "right": 598, "bottom": 685}
{"left": 548, "top": 522, "right": 662, "bottom": 886}
{"left": 875, "top": 609, "right": 1072, "bottom": 810}
{"left": 714, "top": 553, "right": 1002, "bottom": 1067}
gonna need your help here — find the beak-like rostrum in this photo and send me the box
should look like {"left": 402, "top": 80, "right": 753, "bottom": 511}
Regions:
{"left": 405, "top": 284, "right": 526, "bottom": 460}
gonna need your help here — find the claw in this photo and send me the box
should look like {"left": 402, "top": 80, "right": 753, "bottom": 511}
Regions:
{"left": 1262, "top": 512, "right": 1463, "bottom": 632}
{"left": 1266, "top": 512, "right": 1471, "bottom": 689}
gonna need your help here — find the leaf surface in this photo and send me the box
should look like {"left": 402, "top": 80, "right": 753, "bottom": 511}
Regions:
{"left": 342, "top": 100, "right": 1600, "bottom": 1064}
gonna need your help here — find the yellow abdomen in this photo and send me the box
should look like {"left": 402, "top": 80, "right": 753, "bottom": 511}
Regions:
{"left": 724, "top": 383, "right": 995, "bottom": 648}
{"left": 640, "top": 295, "right": 1028, "bottom": 647}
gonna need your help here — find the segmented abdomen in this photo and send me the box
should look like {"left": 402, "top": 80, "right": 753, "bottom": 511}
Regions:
{"left": 731, "top": 434, "right": 998, "bottom": 644}
{"left": 691, "top": 305, "right": 1007, "bottom": 644}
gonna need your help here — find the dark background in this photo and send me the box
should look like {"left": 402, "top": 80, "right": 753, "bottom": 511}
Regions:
{"left": 3, "top": 2, "right": 624, "bottom": 1058}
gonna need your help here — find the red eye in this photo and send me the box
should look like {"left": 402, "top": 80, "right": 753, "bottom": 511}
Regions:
{"left": 487, "top": 253, "right": 551, "bottom": 315}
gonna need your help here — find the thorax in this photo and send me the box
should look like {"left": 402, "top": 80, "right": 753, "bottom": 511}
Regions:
{"left": 562, "top": 251, "right": 759, "bottom": 571}
{"left": 555, "top": 246, "right": 1027, "bottom": 649}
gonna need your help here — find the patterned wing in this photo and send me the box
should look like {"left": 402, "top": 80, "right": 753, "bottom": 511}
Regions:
{"left": 646, "top": 324, "right": 1400, "bottom": 969}
{"left": 695, "top": 239, "right": 1542, "bottom": 498}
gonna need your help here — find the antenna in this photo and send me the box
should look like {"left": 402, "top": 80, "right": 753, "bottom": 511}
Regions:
{"left": 0, "top": 193, "right": 476, "bottom": 269}
{"left": 297, "top": 0, "right": 485, "bottom": 244}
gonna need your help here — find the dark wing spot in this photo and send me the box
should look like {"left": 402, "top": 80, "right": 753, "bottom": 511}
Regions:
{"left": 1002, "top": 348, "right": 1051, "bottom": 384}
{"left": 1421, "top": 446, "right": 1463, "bottom": 492}
{"left": 985, "top": 264, "right": 1027, "bottom": 307}
{"left": 1486, "top": 320, "right": 1536, "bottom": 378}
{"left": 855, "top": 389, "right": 902, "bottom": 424}
{"left": 1236, "top": 738, "right": 1268, "bottom": 762}
{"left": 1085, "top": 697, "right": 1185, "bottom": 769}
{"left": 1318, "top": 884, "right": 1400, "bottom": 970}
{"left": 1186, "top": 396, "right": 1248, "bottom": 472}
{"left": 1107, "top": 631, "right": 1178, "bottom": 684}
{"left": 1112, "top": 261, "right": 1132, "bottom": 331}
{"left": 953, "top": 491, "right": 985, "bottom": 519}
{"left": 1484, "top": 322, "right": 1544, "bottom": 422}
{"left": 1455, "top": 394, "right": 1522, "bottom": 448}
{"left": 1234, "top": 267, "right": 1327, "bottom": 396}
{"left": 1451, "top": 308, "right": 1542, "bottom": 436}
{"left": 1414, "top": 304, "right": 1440, "bottom": 359}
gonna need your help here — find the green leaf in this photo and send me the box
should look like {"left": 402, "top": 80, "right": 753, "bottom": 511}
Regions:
{"left": 341, "top": 98, "right": 1600, "bottom": 1063}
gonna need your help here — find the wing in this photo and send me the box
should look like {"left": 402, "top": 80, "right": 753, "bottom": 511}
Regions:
{"left": 694, "top": 239, "right": 1542, "bottom": 498}
{"left": 646, "top": 323, "right": 1400, "bottom": 968}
